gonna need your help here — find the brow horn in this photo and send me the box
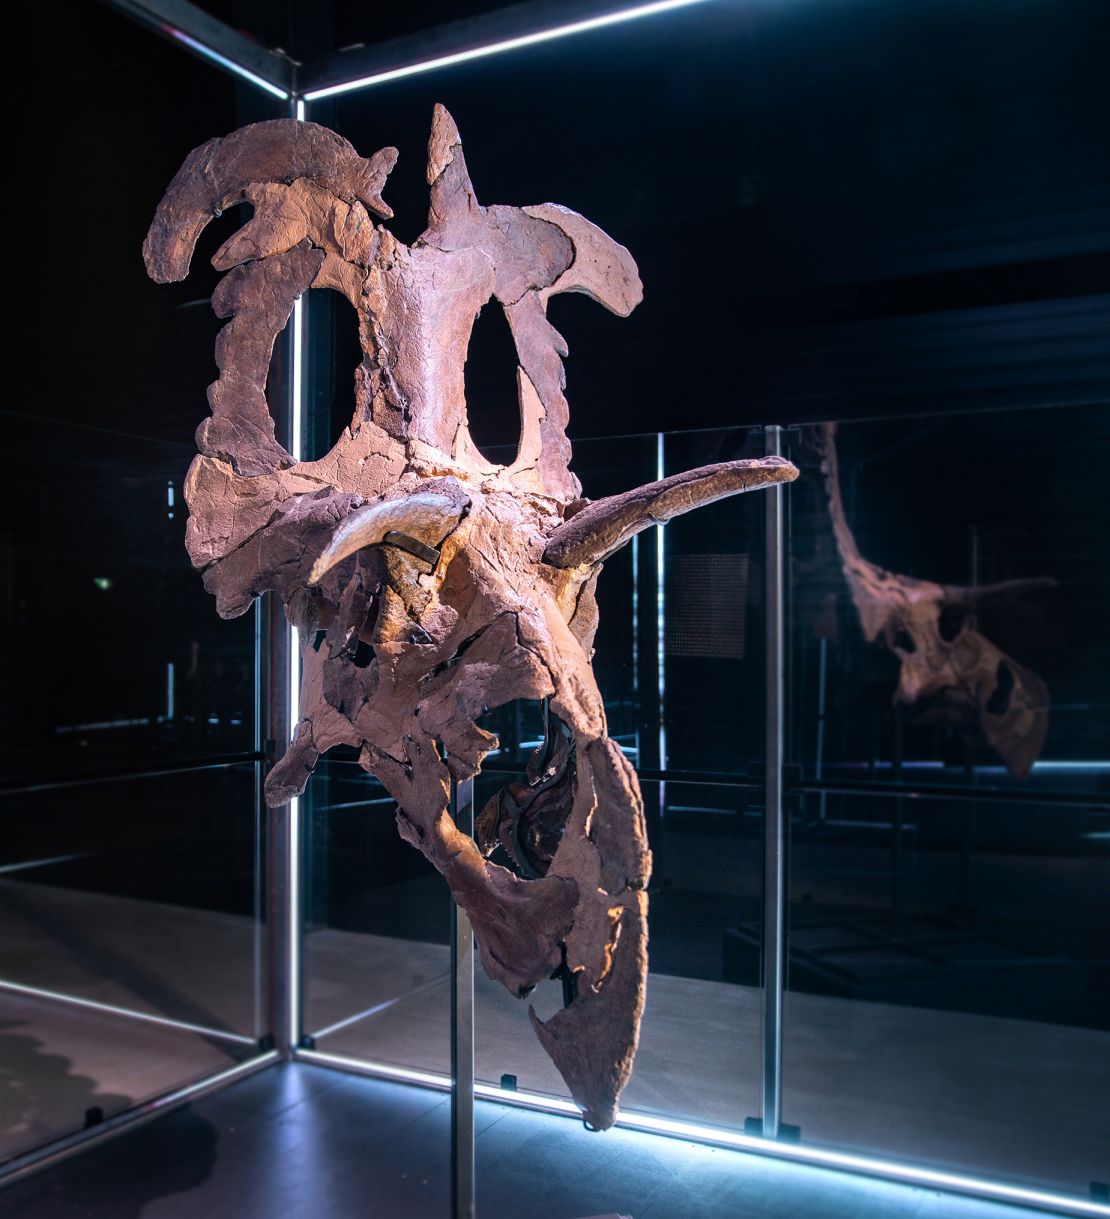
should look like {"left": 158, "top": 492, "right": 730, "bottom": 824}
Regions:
{"left": 543, "top": 457, "right": 799, "bottom": 569}
{"left": 939, "top": 577, "right": 1057, "bottom": 609}
{"left": 308, "top": 489, "right": 468, "bottom": 586}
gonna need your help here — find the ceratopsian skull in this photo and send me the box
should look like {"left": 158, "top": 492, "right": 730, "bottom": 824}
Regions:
{"left": 144, "top": 107, "right": 798, "bottom": 1127}
{"left": 818, "top": 423, "right": 1053, "bottom": 778}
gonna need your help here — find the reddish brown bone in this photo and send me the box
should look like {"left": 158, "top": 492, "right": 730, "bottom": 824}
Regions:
{"left": 144, "top": 108, "right": 796, "bottom": 1129}
{"left": 818, "top": 423, "right": 1053, "bottom": 778}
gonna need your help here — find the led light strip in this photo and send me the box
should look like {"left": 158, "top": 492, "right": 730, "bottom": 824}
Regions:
{"left": 165, "top": 28, "right": 289, "bottom": 100}
{"left": 286, "top": 103, "right": 307, "bottom": 1047}
{"left": 302, "top": 0, "right": 713, "bottom": 100}
{"left": 294, "top": 1049, "right": 1110, "bottom": 1218}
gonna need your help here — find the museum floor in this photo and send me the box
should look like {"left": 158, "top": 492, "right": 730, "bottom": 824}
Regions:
{"left": 3, "top": 881, "right": 1108, "bottom": 1204}
{"left": 0, "top": 1061, "right": 1057, "bottom": 1219}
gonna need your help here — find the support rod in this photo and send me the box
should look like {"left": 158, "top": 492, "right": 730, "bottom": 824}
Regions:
{"left": 762, "top": 424, "right": 786, "bottom": 1140}
{"left": 451, "top": 776, "right": 476, "bottom": 1219}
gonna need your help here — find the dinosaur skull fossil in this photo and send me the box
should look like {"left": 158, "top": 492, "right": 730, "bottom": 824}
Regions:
{"left": 144, "top": 106, "right": 797, "bottom": 1127}
{"left": 818, "top": 423, "right": 1052, "bottom": 777}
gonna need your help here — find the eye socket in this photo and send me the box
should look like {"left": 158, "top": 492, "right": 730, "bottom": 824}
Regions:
{"left": 291, "top": 288, "right": 367, "bottom": 463}
{"left": 463, "top": 302, "right": 522, "bottom": 465}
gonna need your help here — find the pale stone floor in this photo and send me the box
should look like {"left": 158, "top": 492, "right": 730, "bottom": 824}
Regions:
{"left": 2, "top": 881, "right": 1108, "bottom": 1208}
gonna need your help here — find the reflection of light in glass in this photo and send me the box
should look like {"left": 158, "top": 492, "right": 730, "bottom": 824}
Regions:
{"left": 1034, "top": 760, "right": 1110, "bottom": 772}
{"left": 303, "top": 0, "right": 714, "bottom": 100}
{"left": 294, "top": 1049, "right": 1109, "bottom": 1217}
{"left": 92, "top": 577, "right": 112, "bottom": 591}
{"left": 165, "top": 28, "right": 289, "bottom": 99}
{"left": 0, "top": 979, "right": 256, "bottom": 1046}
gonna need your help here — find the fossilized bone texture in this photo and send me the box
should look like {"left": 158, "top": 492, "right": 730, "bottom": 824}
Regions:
{"left": 145, "top": 107, "right": 798, "bottom": 1128}
{"left": 818, "top": 423, "right": 1052, "bottom": 778}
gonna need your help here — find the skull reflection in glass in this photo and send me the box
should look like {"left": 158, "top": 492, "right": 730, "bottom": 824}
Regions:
{"left": 144, "top": 106, "right": 797, "bottom": 1128}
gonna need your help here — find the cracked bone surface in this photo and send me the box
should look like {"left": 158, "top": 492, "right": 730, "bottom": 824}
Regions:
{"left": 817, "top": 423, "right": 1053, "bottom": 779}
{"left": 145, "top": 106, "right": 798, "bottom": 1128}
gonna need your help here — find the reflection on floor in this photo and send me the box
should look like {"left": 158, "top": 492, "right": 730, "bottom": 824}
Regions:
{"left": 3, "top": 883, "right": 1108, "bottom": 1200}
{"left": 0, "top": 879, "right": 258, "bottom": 1160}
{"left": 0, "top": 995, "right": 245, "bottom": 1161}
{"left": 0, "top": 1063, "right": 1051, "bottom": 1219}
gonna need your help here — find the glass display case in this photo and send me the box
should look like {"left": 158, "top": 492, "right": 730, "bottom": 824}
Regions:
{"left": 4, "top": 1, "right": 1108, "bottom": 1215}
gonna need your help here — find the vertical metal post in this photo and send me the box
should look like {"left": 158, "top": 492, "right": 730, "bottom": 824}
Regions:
{"left": 265, "top": 591, "right": 296, "bottom": 1055}
{"left": 265, "top": 91, "right": 305, "bottom": 1058}
{"left": 762, "top": 424, "right": 786, "bottom": 1139}
{"left": 451, "top": 776, "right": 476, "bottom": 1219}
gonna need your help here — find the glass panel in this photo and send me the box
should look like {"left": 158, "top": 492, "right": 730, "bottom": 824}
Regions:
{"left": 661, "top": 428, "right": 769, "bottom": 777}
{"left": 784, "top": 405, "right": 1110, "bottom": 1197}
{"left": 0, "top": 763, "right": 262, "bottom": 1159}
{"left": 2, "top": 0, "right": 281, "bottom": 1162}
{"left": 470, "top": 775, "right": 766, "bottom": 1129}
{"left": 788, "top": 404, "right": 1110, "bottom": 791}
{"left": 1, "top": 416, "right": 257, "bottom": 785}
{"left": 302, "top": 755, "right": 450, "bottom": 1072}
{"left": 784, "top": 789, "right": 1110, "bottom": 1193}
{"left": 299, "top": 425, "right": 770, "bottom": 1130}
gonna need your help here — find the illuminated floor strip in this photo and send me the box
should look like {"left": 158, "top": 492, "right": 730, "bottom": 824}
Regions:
{"left": 294, "top": 1048, "right": 1110, "bottom": 1218}
{"left": 0, "top": 979, "right": 257, "bottom": 1047}
{"left": 303, "top": 0, "right": 713, "bottom": 100}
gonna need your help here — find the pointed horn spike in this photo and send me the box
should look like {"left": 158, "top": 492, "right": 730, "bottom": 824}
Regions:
{"left": 308, "top": 491, "right": 466, "bottom": 586}
{"left": 543, "top": 457, "right": 799, "bottom": 569}
{"left": 940, "top": 576, "right": 1057, "bottom": 609}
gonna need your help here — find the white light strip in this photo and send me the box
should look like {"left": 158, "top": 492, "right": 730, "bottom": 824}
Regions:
{"left": 291, "top": 295, "right": 305, "bottom": 462}
{"left": 294, "top": 1050, "right": 1110, "bottom": 1218}
{"left": 286, "top": 116, "right": 306, "bottom": 1046}
{"left": 299, "top": 1049, "right": 450, "bottom": 1091}
{"left": 0, "top": 979, "right": 257, "bottom": 1046}
{"left": 166, "top": 29, "right": 289, "bottom": 100}
{"left": 303, "top": 0, "right": 713, "bottom": 100}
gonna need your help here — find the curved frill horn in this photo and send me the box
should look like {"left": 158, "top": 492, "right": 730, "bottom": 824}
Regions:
{"left": 143, "top": 119, "right": 398, "bottom": 283}
{"left": 544, "top": 456, "right": 799, "bottom": 569}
